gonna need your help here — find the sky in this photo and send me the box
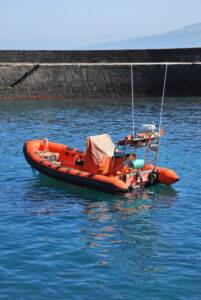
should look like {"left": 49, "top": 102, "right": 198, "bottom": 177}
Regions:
{"left": 0, "top": 0, "right": 201, "bottom": 49}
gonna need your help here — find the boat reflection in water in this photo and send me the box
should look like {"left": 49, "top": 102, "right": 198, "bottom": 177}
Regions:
{"left": 26, "top": 173, "right": 177, "bottom": 216}
{"left": 80, "top": 185, "right": 177, "bottom": 271}
{"left": 82, "top": 184, "right": 177, "bottom": 218}
{"left": 25, "top": 175, "right": 177, "bottom": 273}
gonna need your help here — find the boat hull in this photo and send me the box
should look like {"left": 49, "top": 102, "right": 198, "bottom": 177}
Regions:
{"left": 23, "top": 139, "right": 179, "bottom": 193}
{"left": 23, "top": 141, "right": 129, "bottom": 193}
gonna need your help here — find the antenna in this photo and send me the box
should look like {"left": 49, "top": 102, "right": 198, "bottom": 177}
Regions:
{"left": 131, "top": 64, "right": 135, "bottom": 137}
{"left": 154, "top": 64, "right": 168, "bottom": 169}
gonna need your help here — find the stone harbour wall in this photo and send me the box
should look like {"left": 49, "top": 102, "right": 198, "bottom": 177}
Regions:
{"left": 0, "top": 48, "right": 201, "bottom": 99}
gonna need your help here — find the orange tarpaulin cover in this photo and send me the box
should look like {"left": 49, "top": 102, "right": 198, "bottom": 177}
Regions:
{"left": 85, "top": 134, "right": 115, "bottom": 175}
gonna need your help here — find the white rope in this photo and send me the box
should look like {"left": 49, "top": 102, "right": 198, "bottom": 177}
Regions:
{"left": 131, "top": 64, "right": 135, "bottom": 137}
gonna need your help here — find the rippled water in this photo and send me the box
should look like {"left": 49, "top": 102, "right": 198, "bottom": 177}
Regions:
{"left": 0, "top": 97, "right": 201, "bottom": 299}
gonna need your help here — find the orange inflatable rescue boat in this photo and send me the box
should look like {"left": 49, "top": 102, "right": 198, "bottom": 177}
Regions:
{"left": 23, "top": 132, "right": 179, "bottom": 193}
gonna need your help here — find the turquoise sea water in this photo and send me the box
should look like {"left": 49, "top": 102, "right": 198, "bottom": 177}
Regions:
{"left": 0, "top": 97, "right": 201, "bottom": 299}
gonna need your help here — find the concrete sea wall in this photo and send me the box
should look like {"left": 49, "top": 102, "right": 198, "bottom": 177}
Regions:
{"left": 0, "top": 49, "right": 201, "bottom": 99}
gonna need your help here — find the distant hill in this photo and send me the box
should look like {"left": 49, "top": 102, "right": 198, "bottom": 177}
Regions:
{"left": 87, "top": 23, "right": 201, "bottom": 49}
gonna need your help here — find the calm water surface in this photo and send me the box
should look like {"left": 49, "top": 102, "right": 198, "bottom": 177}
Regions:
{"left": 0, "top": 97, "right": 201, "bottom": 299}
